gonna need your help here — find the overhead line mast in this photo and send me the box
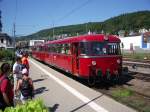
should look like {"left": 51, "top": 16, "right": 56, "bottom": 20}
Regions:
{"left": 13, "top": 0, "right": 18, "bottom": 48}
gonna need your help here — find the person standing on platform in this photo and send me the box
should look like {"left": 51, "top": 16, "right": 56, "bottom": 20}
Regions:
{"left": 21, "top": 52, "right": 29, "bottom": 71}
{"left": 16, "top": 68, "right": 34, "bottom": 104}
{"left": 0, "top": 63, "right": 14, "bottom": 111}
{"left": 13, "top": 57, "right": 22, "bottom": 99}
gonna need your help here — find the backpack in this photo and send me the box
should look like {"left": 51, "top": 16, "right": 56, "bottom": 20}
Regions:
{"left": 0, "top": 76, "right": 8, "bottom": 110}
{"left": 20, "top": 78, "right": 33, "bottom": 98}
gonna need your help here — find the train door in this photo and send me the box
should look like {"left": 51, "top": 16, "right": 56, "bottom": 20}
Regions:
{"left": 72, "top": 43, "right": 79, "bottom": 76}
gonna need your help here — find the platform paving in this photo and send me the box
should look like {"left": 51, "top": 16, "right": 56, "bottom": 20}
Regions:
{"left": 29, "top": 58, "right": 136, "bottom": 112}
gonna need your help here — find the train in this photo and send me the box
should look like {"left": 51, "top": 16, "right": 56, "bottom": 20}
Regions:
{"left": 32, "top": 34, "right": 122, "bottom": 85}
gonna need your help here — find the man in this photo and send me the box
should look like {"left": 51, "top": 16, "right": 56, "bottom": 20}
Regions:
{"left": 13, "top": 57, "right": 22, "bottom": 98}
{"left": 21, "top": 52, "right": 29, "bottom": 71}
{"left": 15, "top": 50, "right": 22, "bottom": 58}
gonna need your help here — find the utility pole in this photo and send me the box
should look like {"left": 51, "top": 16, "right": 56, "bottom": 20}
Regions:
{"left": 0, "top": 10, "right": 2, "bottom": 33}
{"left": 53, "top": 27, "right": 55, "bottom": 40}
{"left": 85, "top": 23, "right": 88, "bottom": 34}
{"left": 52, "top": 20, "right": 55, "bottom": 40}
{"left": 13, "top": 23, "right": 16, "bottom": 48}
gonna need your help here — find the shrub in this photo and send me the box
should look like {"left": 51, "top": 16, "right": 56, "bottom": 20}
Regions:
{"left": 0, "top": 49, "right": 15, "bottom": 60}
{"left": 0, "top": 99, "right": 49, "bottom": 112}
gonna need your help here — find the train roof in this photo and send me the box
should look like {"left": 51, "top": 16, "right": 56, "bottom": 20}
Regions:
{"left": 44, "top": 34, "right": 120, "bottom": 45}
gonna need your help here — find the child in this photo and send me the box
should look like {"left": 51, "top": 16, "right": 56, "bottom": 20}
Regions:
{"left": 16, "top": 68, "right": 34, "bottom": 103}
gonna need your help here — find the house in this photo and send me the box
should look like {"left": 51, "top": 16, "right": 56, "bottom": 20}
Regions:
{"left": 120, "top": 32, "right": 150, "bottom": 53}
{"left": 0, "top": 11, "right": 13, "bottom": 49}
{"left": 29, "top": 40, "right": 45, "bottom": 47}
{"left": 0, "top": 33, "right": 13, "bottom": 49}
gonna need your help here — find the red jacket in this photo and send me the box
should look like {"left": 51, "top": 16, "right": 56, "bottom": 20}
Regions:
{"left": 0, "top": 74, "right": 14, "bottom": 105}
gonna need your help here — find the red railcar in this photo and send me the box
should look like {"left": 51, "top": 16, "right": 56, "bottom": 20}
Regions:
{"left": 32, "top": 34, "right": 122, "bottom": 84}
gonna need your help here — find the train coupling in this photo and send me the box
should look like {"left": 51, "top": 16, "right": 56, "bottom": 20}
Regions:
{"left": 122, "top": 67, "right": 129, "bottom": 75}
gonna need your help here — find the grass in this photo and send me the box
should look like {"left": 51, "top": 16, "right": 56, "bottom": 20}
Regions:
{"left": 110, "top": 88, "right": 150, "bottom": 112}
{"left": 123, "top": 52, "right": 150, "bottom": 60}
{"left": 112, "top": 88, "right": 133, "bottom": 98}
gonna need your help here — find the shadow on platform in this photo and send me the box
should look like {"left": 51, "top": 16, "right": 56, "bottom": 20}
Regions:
{"left": 34, "top": 87, "right": 48, "bottom": 95}
{"left": 48, "top": 104, "right": 59, "bottom": 112}
{"left": 33, "top": 78, "right": 46, "bottom": 83}
{"left": 70, "top": 94, "right": 103, "bottom": 112}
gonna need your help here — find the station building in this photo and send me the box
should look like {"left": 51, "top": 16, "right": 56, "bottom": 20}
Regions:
{"left": 120, "top": 32, "right": 150, "bottom": 52}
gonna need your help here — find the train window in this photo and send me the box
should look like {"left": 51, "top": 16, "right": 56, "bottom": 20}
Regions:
{"left": 91, "top": 42, "right": 105, "bottom": 55}
{"left": 58, "top": 44, "right": 62, "bottom": 53}
{"left": 48, "top": 44, "right": 51, "bottom": 52}
{"left": 55, "top": 44, "right": 58, "bottom": 53}
{"left": 65, "top": 44, "right": 71, "bottom": 55}
{"left": 79, "top": 42, "right": 89, "bottom": 55}
{"left": 108, "top": 43, "right": 121, "bottom": 55}
{"left": 79, "top": 42, "right": 121, "bottom": 56}
{"left": 32, "top": 47, "right": 36, "bottom": 51}
{"left": 36, "top": 46, "right": 40, "bottom": 51}
{"left": 61, "top": 44, "right": 65, "bottom": 54}
{"left": 42, "top": 46, "right": 45, "bottom": 51}
{"left": 51, "top": 44, "right": 56, "bottom": 53}
{"left": 45, "top": 46, "right": 47, "bottom": 51}
{"left": 41, "top": 46, "right": 44, "bottom": 51}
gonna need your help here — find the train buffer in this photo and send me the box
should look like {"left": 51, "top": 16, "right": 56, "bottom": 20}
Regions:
{"left": 29, "top": 58, "right": 136, "bottom": 112}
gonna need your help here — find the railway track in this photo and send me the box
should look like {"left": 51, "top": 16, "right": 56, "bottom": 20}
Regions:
{"left": 123, "top": 58, "right": 150, "bottom": 63}
{"left": 91, "top": 72, "right": 150, "bottom": 95}
{"left": 123, "top": 59, "right": 150, "bottom": 75}
{"left": 91, "top": 73, "right": 150, "bottom": 112}
{"left": 130, "top": 72, "right": 150, "bottom": 82}
{"left": 123, "top": 60, "right": 150, "bottom": 68}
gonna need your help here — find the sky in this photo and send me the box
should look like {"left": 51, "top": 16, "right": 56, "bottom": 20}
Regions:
{"left": 0, "top": 0, "right": 150, "bottom": 36}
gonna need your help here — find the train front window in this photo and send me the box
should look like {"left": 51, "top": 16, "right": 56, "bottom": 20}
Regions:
{"left": 79, "top": 42, "right": 106, "bottom": 55}
{"left": 108, "top": 43, "right": 121, "bottom": 55}
{"left": 79, "top": 42, "right": 121, "bottom": 56}
{"left": 91, "top": 42, "right": 106, "bottom": 55}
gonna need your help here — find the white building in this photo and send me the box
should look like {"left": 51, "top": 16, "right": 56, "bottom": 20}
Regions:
{"left": 29, "top": 40, "right": 45, "bottom": 47}
{"left": 120, "top": 32, "right": 150, "bottom": 52}
{"left": 0, "top": 33, "right": 13, "bottom": 49}
{"left": 0, "top": 11, "right": 14, "bottom": 49}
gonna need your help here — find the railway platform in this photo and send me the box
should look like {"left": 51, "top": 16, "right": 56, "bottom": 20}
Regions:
{"left": 29, "top": 58, "right": 136, "bottom": 112}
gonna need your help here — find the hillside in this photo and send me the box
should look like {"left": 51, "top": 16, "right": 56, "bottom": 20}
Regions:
{"left": 18, "top": 10, "right": 150, "bottom": 41}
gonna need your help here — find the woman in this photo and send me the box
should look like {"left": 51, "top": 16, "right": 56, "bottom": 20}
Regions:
{"left": 0, "top": 63, "right": 14, "bottom": 111}
{"left": 16, "top": 68, "right": 34, "bottom": 104}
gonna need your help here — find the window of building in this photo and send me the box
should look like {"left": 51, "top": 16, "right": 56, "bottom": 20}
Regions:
{"left": 1, "top": 39, "right": 4, "bottom": 43}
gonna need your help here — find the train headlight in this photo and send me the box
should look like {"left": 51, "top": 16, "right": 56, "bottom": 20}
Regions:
{"left": 92, "top": 61, "right": 96, "bottom": 66}
{"left": 104, "top": 35, "right": 109, "bottom": 41}
{"left": 117, "top": 59, "right": 121, "bottom": 64}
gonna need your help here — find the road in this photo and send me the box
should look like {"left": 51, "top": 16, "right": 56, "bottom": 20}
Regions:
{"left": 29, "top": 58, "right": 136, "bottom": 112}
